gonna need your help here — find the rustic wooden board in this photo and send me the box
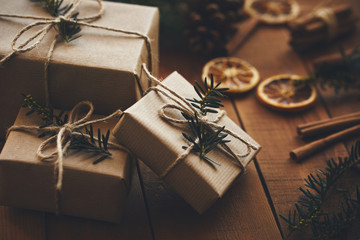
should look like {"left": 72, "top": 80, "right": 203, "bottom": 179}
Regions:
{"left": 231, "top": 0, "right": 360, "bottom": 239}
{"left": 0, "top": 207, "right": 45, "bottom": 240}
{"left": 0, "top": 0, "right": 359, "bottom": 239}
{"left": 135, "top": 51, "right": 282, "bottom": 240}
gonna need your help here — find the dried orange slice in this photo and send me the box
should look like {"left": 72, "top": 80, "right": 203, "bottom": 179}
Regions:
{"left": 202, "top": 57, "right": 260, "bottom": 93}
{"left": 256, "top": 74, "right": 317, "bottom": 111}
{"left": 244, "top": 0, "right": 300, "bottom": 24}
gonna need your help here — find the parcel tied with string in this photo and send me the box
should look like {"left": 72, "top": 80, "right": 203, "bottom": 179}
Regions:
{"left": 0, "top": 0, "right": 159, "bottom": 139}
{"left": 0, "top": 106, "right": 132, "bottom": 223}
{"left": 112, "top": 71, "right": 261, "bottom": 213}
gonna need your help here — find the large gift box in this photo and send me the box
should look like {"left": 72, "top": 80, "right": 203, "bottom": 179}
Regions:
{"left": 112, "top": 71, "right": 261, "bottom": 213}
{"left": 0, "top": 0, "right": 159, "bottom": 138}
{"left": 0, "top": 106, "right": 132, "bottom": 223}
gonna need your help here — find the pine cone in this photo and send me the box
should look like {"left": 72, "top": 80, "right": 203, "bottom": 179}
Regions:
{"left": 184, "top": 0, "right": 244, "bottom": 56}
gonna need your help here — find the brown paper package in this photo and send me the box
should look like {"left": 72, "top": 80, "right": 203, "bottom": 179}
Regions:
{"left": 0, "top": 107, "right": 132, "bottom": 223}
{"left": 112, "top": 72, "right": 261, "bottom": 213}
{"left": 0, "top": 0, "right": 159, "bottom": 139}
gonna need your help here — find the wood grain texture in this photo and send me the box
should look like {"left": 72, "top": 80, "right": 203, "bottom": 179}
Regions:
{"left": 0, "top": 207, "right": 45, "bottom": 240}
{"left": 0, "top": 0, "right": 359, "bottom": 239}
{"left": 231, "top": 0, "right": 360, "bottom": 238}
{"left": 135, "top": 54, "right": 282, "bottom": 240}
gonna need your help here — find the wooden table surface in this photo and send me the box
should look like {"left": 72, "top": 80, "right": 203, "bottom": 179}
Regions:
{"left": 1, "top": 0, "right": 360, "bottom": 239}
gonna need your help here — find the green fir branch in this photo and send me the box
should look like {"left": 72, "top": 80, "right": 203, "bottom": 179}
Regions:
{"left": 54, "top": 11, "right": 81, "bottom": 43}
{"left": 181, "top": 112, "right": 229, "bottom": 167}
{"left": 280, "top": 140, "right": 360, "bottom": 239}
{"left": 71, "top": 126, "right": 112, "bottom": 164}
{"left": 22, "top": 93, "right": 67, "bottom": 127}
{"left": 186, "top": 74, "right": 228, "bottom": 116}
{"left": 31, "top": 0, "right": 81, "bottom": 42}
{"left": 181, "top": 76, "right": 229, "bottom": 166}
{"left": 22, "top": 94, "right": 111, "bottom": 164}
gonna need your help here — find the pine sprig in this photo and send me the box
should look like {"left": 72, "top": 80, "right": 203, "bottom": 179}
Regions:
{"left": 181, "top": 112, "right": 229, "bottom": 167}
{"left": 181, "top": 76, "right": 229, "bottom": 166}
{"left": 186, "top": 74, "right": 229, "bottom": 116}
{"left": 22, "top": 93, "right": 67, "bottom": 128}
{"left": 280, "top": 140, "right": 360, "bottom": 239}
{"left": 54, "top": 12, "right": 81, "bottom": 43}
{"left": 71, "top": 125, "right": 112, "bottom": 164}
{"left": 31, "top": 0, "right": 81, "bottom": 42}
{"left": 22, "top": 94, "right": 111, "bottom": 164}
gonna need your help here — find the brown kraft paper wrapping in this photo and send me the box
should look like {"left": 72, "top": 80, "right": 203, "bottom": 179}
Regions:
{"left": 0, "top": 107, "right": 132, "bottom": 223}
{"left": 0, "top": 0, "right": 159, "bottom": 139}
{"left": 112, "top": 71, "right": 261, "bottom": 213}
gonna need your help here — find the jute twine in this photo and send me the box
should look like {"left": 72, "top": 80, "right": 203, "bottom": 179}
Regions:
{"left": 0, "top": 0, "right": 153, "bottom": 106}
{"left": 141, "top": 64, "right": 259, "bottom": 179}
{"left": 7, "top": 101, "right": 129, "bottom": 214}
{"left": 0, "top": 0, "right": 153, "bottom": 214}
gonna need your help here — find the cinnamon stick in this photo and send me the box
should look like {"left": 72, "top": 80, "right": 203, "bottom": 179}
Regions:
{"left": 290, "top": 124, "right": 360, "bottom": 161}
{"left": 298, "top": 116, "right": 360, "bottom": 138}
{"left": 297, "top": 111, "right": 360, "bottom": 131}
{"left": 289, "top": 4, "right": 353, "bottom": 31}
{"left": 288, "top": 4, "right": 357, "bottom": 51}
{"left": 289, "top": 21, "right": 357, "bottom": 51}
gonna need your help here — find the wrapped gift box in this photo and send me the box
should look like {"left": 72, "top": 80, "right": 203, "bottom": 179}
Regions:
{"left": 0, "top": 0, "right": 159, "bottom": 138}
{"left": 112, "top": 71, "right": 261, "bottom": 213}
{"left": 0, "top": 107, "right": 132, "bottom": 223}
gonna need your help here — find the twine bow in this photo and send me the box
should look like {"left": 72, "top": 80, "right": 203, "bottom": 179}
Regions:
{"left": 7, "top": 101, "right": 126, "bottom": 214}
{"left": 141, "top": 64, "right": 259, "bottom": 179}
{"left": 0, "top": 0, "right": 153, "bottom": 106}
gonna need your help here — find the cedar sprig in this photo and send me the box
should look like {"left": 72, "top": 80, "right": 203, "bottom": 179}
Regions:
{"left": 31, "top": 0, "right": 73, "bottom": 17}
{"left": 186, "top": 74, "right": 229, "bottom": 116}
{"left": 181, "top": 76, "right": 229, "bottom": 166}
{"left": 54, "top": 11, "right": 82, "bottom": 43}
{"left": 181, "top": 112, "right": 230, "bottom": 167}
{"left": 280, "top": 140, "right": 360, "bottom": 239}
{"left": 70, "top": 125, "right": 112, "bottom": 164}
{"left": 22, "top": 94, "right": 111, "bottom": 164}
{"left": 30, "top": 0, "right": 81, "bottom": 42}
{"left": 22, "top": 94, "right": 68, "bottom": 128}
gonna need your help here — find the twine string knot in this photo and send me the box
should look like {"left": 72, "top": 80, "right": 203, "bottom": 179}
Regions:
{"left": 0, "top": 0, "right": 152, "bottom": 106}
{"left": 141, "top": 64, "right": 259, "bottom": 179}
{"left": 7, "top": 101, "right": 125, "bottom": 214}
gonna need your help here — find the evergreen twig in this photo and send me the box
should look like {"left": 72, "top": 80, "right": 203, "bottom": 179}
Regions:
{"left": 182, "top": 75, "right": 229, "bottom": 166}
{"left": 22, "top": 94, "right": 111, "bottom": 164}
{"left": 31, "top": 0, "right": 81, "bottom": 42}
{"left": 186, "top": 74, "right": 228, "bottom": 116}
{"left": 280, "top": 140, "right": 360, "bottom": 239}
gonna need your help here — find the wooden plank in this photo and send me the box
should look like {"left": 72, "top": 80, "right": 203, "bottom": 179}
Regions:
{"left": 299, "top": 0, "right": 360, "bottom": 118}
{"left": 230, "top": 4, "right": 360, "bottom": 238}
{"left": 136, "top": 51, "right": 282, "bottom": 240}
{"left": 44, "top": 162, "right": 153, "bottom": 240}
{"left": 0, "top": 123, "right": 45, "bottom": 240}
{"left": 297, "top": 1, "right": 360, "bottom": 238}
{"left": 0, "top": 207, "right": 45, "bottom": 240}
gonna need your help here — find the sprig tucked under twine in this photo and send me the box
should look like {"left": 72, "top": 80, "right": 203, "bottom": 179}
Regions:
{"left": 0, "top": 0, "right": 153, "bottom": 106}
{"left": 141, "top": 64, "right": 259, "bottom": 179}
{"left": 7, "top": 101, "right": 128, "bottom": 214}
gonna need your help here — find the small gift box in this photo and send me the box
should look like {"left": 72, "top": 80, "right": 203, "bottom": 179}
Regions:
{"left": 112, "top": 71, "right": 261, "bottom": 213}
{"left": 0, "top": 103, "right": 132, "bottom": 223}
{"left": 0, "top": 0, "right": 159, "bottom": 138}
